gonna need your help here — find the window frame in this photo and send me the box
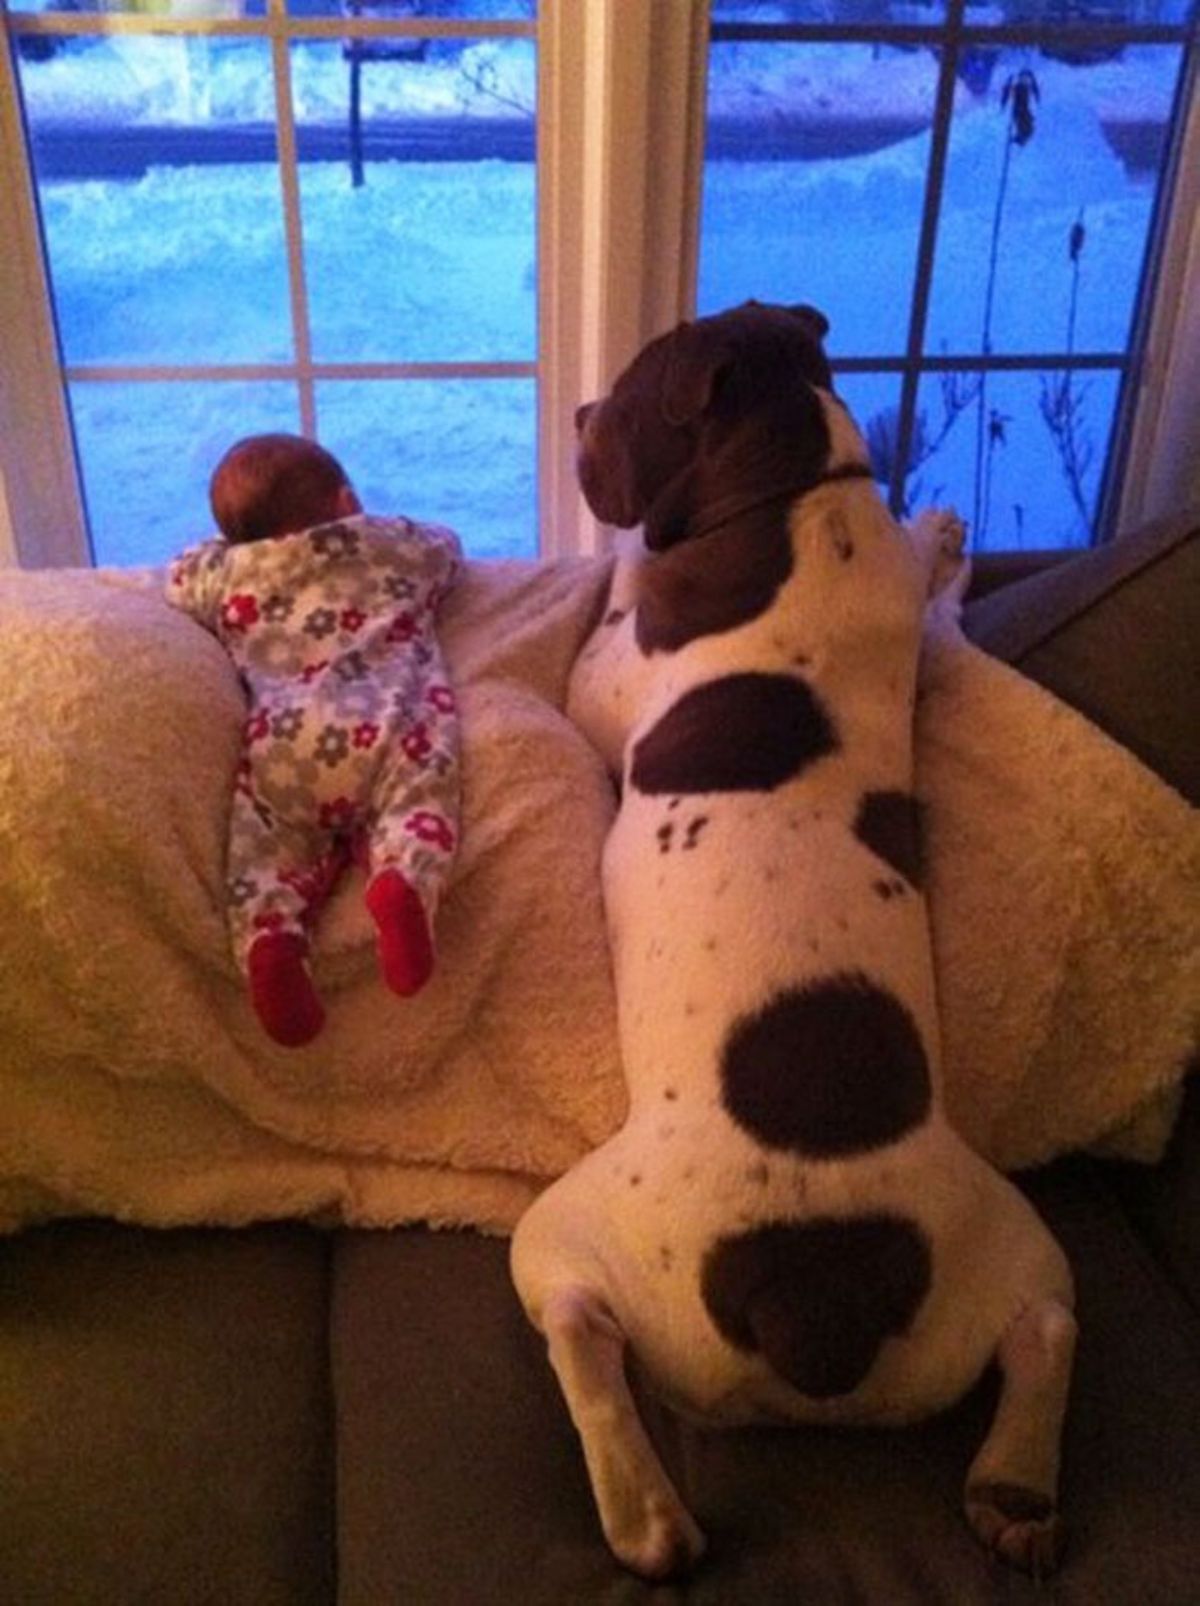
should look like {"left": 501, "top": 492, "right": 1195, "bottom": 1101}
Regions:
{"left": 0, "top": 0, "right": 1196, "bottom": 568}
{"left": 702, "top": 1, "right": 1200, "bottom": 542}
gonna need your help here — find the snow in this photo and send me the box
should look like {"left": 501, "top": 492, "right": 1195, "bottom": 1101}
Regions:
{"left": 12, "top": 25, "right": 1185, "bottom": 561}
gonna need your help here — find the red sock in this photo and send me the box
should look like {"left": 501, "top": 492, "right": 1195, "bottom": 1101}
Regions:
{"left": 247, "top": 931, "right": 325, "bottom": 1048}
{"left": 366, "top": 869, "right": 434, "bottom": 997}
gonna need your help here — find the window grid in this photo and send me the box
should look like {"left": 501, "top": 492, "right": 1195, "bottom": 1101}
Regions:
{"left": 709, "top": 1, "right": 1199, "bottom": 539}
{"left": 7, "top": 4, "right": 539, "bottom": 469}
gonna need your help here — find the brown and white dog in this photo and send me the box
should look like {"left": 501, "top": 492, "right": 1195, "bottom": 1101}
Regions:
{"left": 510, "top": 302, "right": 1075, "bottom": 1581}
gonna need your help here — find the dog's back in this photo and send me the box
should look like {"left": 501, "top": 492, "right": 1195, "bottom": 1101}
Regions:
{"left": 557, "top": 473, "right": 1062, "bottom": 1428}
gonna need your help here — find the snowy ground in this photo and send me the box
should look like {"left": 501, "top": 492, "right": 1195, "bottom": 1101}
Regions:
{"left": 13, "top": 26, "right": 1183, "bottom": 561}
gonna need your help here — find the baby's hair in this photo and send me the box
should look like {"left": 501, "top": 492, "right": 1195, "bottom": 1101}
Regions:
{"left": 210, "top": 432, "right": 352, "bottom": 544}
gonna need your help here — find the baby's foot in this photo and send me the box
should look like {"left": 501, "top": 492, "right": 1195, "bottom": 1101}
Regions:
{"left": 247, "top": 930, "right": 325, "bottom": 1047}
{"left": 366, "top": 869, "right": 434, "bottom": 996}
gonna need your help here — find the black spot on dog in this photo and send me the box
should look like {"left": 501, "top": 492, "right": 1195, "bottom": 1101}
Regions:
{"left": 701, "top": 1214, "right": 931, "bottom": 1398}
{"left": 873, "top": 877, "right": 907, "bottom": 901}
{"left": 828, "top": 512, "right": 855, "bottom": 562}
{"left": 664, "top": 1087, "right": 679, "bottom": 1102}
{"left": 657, "top": 822, "right": 675, "bottom": 854}
{"left": 630, "top": 673, "right": 837, "bottom": 796}
{"left": 603, "top": 608, "right": 626, "bottom": 627}
{"left": 683, "top": 815, "right": 710, "bottom": 850}
{"left": 635, "top": 499, "right": 795, "bottom": 654}
{"left": 855, "top": 791, "right": 924, "bottom": 890}
{"left": 720, "top": 973, "right": 931, "bottom": 1157}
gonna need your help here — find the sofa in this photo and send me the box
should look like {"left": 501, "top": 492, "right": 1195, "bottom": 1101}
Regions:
{"left": 1, "top": 508, "right": 1197, "bottom": 1605}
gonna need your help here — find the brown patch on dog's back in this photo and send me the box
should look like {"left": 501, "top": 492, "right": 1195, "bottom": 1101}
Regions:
{"left": 701, "top": 1214, "right": 931, "bottom": 1398}
{"left": 636, "top": 509, "right": 794, "bottom": 653}
{"left": 719, "top": 973, "right": 931, "bottom": 1156}
{"left": 630, "top": 672, "right": 837, "bottom": 796}
{"left": 854, "top": 791, "right": 924, "bottom": 890}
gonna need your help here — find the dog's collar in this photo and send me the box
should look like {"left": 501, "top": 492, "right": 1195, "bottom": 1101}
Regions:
{"left": 683, "top": 461, "right": 876, "bottom": 546}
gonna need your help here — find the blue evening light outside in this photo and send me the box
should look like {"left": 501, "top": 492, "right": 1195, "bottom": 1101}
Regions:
{"left": 698, "top": 30, "right": 1186, "bottom": 547}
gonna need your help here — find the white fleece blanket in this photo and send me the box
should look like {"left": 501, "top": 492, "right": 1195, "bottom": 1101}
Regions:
{"left": 0, "top": 560, "right": 1195, "bottom": 1234}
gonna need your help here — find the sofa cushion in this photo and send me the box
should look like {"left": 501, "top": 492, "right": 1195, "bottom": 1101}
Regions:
{"left": 965, "top": 508, "right": 1200, "bottom": 1299}
{"left": 964, "top": 507, "right": 1200, "bottom": 803}
{"left": 0, "top": 1223, "right": 335, "bottom": 1606}
{"left": 329, "top": 1161, "right": 1200, "bottom": 1603}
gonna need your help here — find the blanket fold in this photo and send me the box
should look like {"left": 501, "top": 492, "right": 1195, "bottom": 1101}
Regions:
{"left": 0, "top": 560, "right": 1195, "bottom": 1234}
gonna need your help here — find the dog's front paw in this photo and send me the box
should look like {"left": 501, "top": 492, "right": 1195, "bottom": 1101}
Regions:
{"left": 605, "top": 1491, "right": 707, "bottom": 1581}
{"left": 908, "top": 506, "right": 966, "bottom": 590}
{"left": 965, "top": 1480, "right": 1064, "bottom": 1579}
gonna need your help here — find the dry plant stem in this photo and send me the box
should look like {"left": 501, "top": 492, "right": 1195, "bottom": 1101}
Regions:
{"left": 975, "top": 126, "right": 1016, "bottom": 543}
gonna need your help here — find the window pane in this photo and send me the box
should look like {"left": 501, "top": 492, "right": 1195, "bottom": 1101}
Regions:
{"left": 966, "top": 1, "right": 1193, "bottom": 27}
{"left": 73, "top": 381, "right": 301, "bottom": 567}
{"left": 833, "top": 370, "right": 906, "bottom": 490}
{"left": 288, "top": 1, "right": 536, "bottom": 18}
{"left": 315, "top": 378, "right": 536, "bottom": 559}
{"left": 20, "top": 38, "right": 292, "bottom": 365}
{"left": 710, "top": 2, "right": 945, "bottom": 22}
{"left": 901, "top": 366, "right": 1121, "bottom": 549}
{"left": 292, "top": 39, "right": 536, "bottom": 362}
{"left": 7, "top": 0, "right": 244, "bottom": 10}
{"left": 698, "top": 43, "right": 941, "bottom": 354}
{"left": 926, "top": 45, "right": 1185, "bottom": 356}
{"left": 709, "top": 0, "right": 1192, "bottom": 24}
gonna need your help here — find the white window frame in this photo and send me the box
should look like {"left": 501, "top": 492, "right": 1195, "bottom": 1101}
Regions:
{"left": 0, "top": 0, "right": 1195, "bottom": 569}
{"left": 0, "top": 0, "right": 709, "bottom": 567}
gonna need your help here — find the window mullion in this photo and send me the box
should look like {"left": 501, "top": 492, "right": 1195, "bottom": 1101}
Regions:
{"left": 268, "top": 0, "right": 316, "bottom": 437}
{"left": 889, "top": 0, "right": 965, "bottom": 518}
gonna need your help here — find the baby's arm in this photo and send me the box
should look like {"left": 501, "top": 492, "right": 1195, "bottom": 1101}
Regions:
{"left": 417, "top": 522, "right": 463, "bottom": 596}
{"left": 164, "top": 537, "right": 228, "bottom": 633}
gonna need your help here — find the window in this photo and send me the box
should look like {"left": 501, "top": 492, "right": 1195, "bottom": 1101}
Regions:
{"left": 700, "top": 0, "right": 1199, "bottom": 549}
{"left": 3, "top": 0, "right": 539, "bottom": 565}
{"left": 2, "top": 0, "right": 1196, "bottom": 567}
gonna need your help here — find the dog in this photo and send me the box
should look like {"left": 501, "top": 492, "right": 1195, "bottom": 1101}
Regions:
{"left": 510, "top": 301, "right": 1075, "bottom": 1581}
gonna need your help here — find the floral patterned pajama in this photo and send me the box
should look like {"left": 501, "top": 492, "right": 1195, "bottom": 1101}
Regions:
{"left": 167, "top": 514, "right": 461, "bottom": 969}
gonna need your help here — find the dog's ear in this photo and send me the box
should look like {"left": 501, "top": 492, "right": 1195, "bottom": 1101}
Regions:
{"left": 789, "top": 304, "right": 830, "bottom": 344}
{"left": 660, "top": 321, "right": 734, "bottom": 428}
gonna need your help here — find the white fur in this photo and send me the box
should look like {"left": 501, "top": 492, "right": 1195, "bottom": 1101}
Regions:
{"left": 511, "top": 397, "right": 1075, "bottom": 1580}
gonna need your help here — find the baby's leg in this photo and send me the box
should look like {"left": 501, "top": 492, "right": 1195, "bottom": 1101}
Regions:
{"left": 366, "top": 682, "right": 460, "bottom": 997}
{"left": 227, "top": 777, "right": 337, "bottom": 1046}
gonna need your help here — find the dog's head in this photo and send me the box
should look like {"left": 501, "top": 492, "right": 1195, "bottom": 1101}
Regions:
{"left": 575, "top": 301, "right": 867, "bottom": 551}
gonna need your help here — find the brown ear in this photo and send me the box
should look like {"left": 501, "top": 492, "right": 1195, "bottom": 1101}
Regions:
{"left": 790, "top": 303, "right": 830, "bottom": 343}
{"left": 660, "top": 321, "right": 733, "bottom": 427}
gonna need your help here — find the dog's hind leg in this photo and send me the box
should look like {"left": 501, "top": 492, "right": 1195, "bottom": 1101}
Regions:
{"left": 964, "top": 1295, "right": 1077, "bottom": 1577}
{"left": 540, "top": 1285, "right": 706, "bottom": 1580}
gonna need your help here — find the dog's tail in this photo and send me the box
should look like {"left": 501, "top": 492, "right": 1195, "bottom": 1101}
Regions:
{"left": 700, "top": 1215, "right": 931, "bottom": 1399}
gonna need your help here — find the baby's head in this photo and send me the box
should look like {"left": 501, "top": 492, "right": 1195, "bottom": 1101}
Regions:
{"left": 210, "top": 432, "right": 361, "bottom": 544}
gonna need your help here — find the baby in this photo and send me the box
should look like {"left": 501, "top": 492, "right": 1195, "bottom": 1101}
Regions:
{"left": 166, "top": 432, "right": 462, "bottom": 1048}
